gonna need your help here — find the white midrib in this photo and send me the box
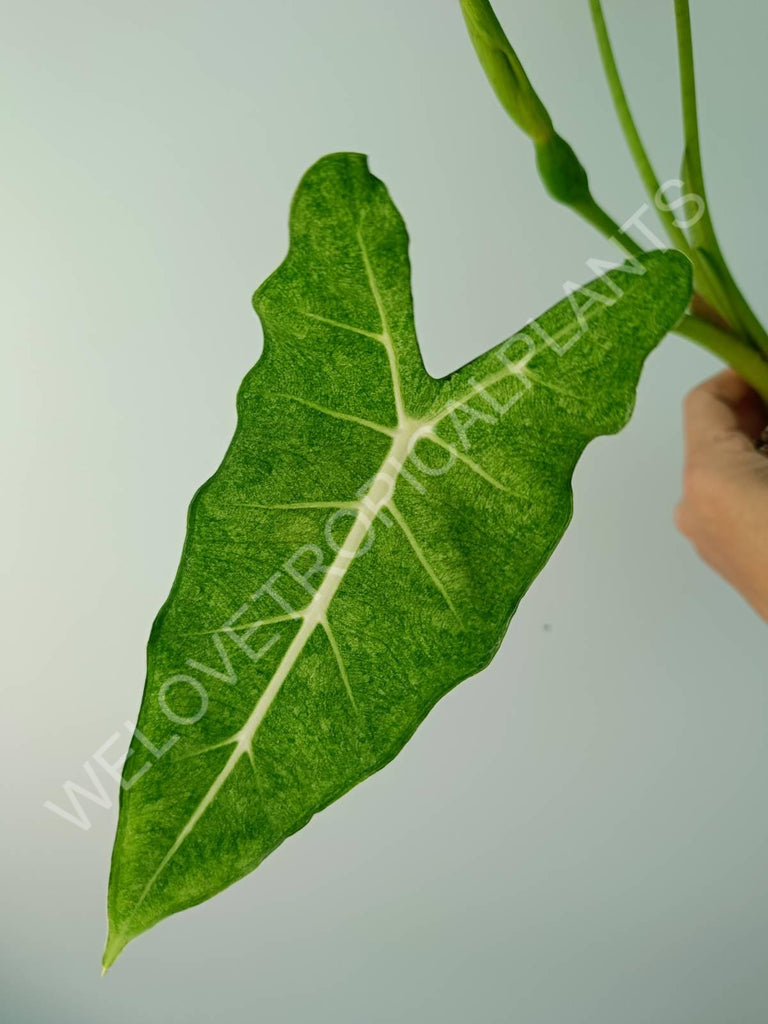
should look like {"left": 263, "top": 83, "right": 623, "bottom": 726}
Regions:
{"left": 122, "top": 358, "right": 544, "bottom": 925}
{"left": 234, "top": 422, "right": 415, "bottom": 751}
{"left": 126, "top": 421, "right": 420, "bottom": 919}
{"left": 121, "top": 221, "right": 596, "bottom": 928}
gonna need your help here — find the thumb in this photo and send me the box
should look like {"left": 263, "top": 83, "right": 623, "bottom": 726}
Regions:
{"left": 683, "top": 369, "right": 766, "bottom": 466}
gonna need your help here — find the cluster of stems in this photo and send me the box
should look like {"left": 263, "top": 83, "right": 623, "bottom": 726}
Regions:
{"left": 459, "top": 0, "right": 768, "bottom": 401}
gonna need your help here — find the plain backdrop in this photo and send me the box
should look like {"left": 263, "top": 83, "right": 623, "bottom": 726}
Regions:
{"left": 3, "top": 1, "right": 767, "bottom": 1021}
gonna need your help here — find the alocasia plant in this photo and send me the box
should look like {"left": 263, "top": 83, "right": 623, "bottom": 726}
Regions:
{"left": 104, "top": 152, "right": 691, "bottom": 969}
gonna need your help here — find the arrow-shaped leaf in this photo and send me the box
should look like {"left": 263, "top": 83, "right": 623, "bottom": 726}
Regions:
{"left": 104, "top": 152, "right": 691, "bottom": 968}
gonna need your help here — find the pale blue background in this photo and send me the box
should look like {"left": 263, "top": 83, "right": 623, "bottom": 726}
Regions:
{"left": 3, "top": 1, "right": 767, "bottom": 1021}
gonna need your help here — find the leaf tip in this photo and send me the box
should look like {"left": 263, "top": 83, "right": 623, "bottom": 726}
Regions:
{"left": 101, "top": 925, "right": 128, "bottom": 974}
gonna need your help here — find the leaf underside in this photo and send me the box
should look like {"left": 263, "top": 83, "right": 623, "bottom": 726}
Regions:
{"left": 104, "top": 152, "right": 691, "bottom": 968}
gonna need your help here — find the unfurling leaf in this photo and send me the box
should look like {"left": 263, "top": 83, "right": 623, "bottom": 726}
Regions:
{"left": 459, "top": 0, "right": 591, "bottom": 208}
{"left": 104, "top": 152, "right": 691, "bottom": 968}
{"left": 459, "top": 0, "right": 554, "bottom": 143}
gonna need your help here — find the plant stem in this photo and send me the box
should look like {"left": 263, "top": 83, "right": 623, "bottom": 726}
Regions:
{"left": 589, "top": 0, "right": 691, "bottom": 257}
{"left": 573, "top": 195, "right": 644, "bottom": 257}
{"left": 674, "top": 0, "right": 768, "bottom": 351}
{"left": 676, "top": 315, "right": 768, "bottom": 403}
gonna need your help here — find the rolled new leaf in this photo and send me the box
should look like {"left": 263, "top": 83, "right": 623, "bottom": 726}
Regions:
{"left": 459, "top": 0, "right": 554, "bottom": 143}
{"left": 458, "top": 0, "right": 641, "bottom": 252}
{"left": 459, "top": 0, "right": 589, "bottom": 201}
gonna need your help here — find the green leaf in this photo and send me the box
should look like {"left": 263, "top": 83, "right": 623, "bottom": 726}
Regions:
{"left": 104, "top": 152, "right": 691, "bottom": 969}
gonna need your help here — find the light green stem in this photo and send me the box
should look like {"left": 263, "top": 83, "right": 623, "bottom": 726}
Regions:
{"left": 573, "top": 196, "right": 644, "bottom": 257}
{"left": 589, "top": 0, "right": 691, "bottom": 256}
{"left": 674, "top": 0, "right": 768, "bottom": 351}
{"left": 676, "top": 315, "right": 768, "bottom": 403}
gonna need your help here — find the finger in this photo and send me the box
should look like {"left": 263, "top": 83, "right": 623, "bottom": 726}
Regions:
{"left": 701, "top": 370, "right": 767, "bottom": 439}
{"left": 683, "top": 370, "right": 766, "bottom": 461}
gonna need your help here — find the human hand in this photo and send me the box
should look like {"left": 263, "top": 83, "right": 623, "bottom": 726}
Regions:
{"left": 676, "top": 369, "right": 768, "bottom": 623}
